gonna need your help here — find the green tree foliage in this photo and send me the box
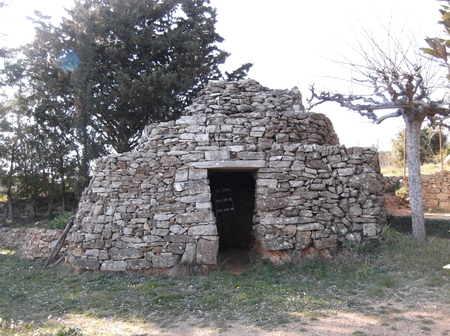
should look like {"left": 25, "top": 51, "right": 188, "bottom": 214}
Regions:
{"left": 391, "top": 127, "right": 449, "bottom": 165}
{"left": 0, "top": 0, "right": 250, "bottom": 216}
{"left": 25, "top": 0, "right": 249, "bottom": 154}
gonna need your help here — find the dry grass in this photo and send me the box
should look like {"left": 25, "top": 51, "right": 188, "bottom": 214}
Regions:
{"left": 0, "top": 233, "right": 449, "bottom": 335}
{"left": 381, "top": 162, "right": 450, "bottom": 176}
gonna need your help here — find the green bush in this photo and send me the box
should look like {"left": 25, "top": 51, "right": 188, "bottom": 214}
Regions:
{"left": 44, "top": 211, "right": 75, "bottom": 229}
{"left": 395, "top": 187, "right": 409, "bottom": 199}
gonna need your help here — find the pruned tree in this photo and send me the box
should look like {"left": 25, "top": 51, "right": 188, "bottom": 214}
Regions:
{"left": 308, "top": 26, "right": 450, "bottom": 243}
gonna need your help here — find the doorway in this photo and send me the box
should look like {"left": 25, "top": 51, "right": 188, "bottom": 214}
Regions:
{"left": 208, "top": 171, "right": 256, "bottom": 251}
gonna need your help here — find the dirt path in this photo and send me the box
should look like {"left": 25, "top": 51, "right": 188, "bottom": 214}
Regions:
{"left": 57, "top": 301, "right": 450, "bottom": 336}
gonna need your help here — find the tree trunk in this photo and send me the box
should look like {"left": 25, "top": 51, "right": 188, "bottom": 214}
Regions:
{"left": 404, "top": 114, "right": 426, "bottom": 243}
{"left": 6, "top": 143, "right": 16, "bottom": 221}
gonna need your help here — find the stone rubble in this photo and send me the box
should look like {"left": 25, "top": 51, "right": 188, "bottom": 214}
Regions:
{"left": 67, "top": 79, "right": 386, "bottom": 272}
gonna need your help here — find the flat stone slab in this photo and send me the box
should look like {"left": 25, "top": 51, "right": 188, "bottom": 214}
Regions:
{"left": 190, "top": 160, "right": 266, "bottom": 169}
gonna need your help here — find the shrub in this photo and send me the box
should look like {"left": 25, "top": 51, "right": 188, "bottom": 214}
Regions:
{"left": 45, "top": 211, "right": 75, "bottom": 229}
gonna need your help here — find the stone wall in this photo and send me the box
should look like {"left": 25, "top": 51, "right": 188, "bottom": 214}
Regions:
{"left": 0, "top": 228, "right": 28, "bottom": 250}
{"left": 0, "top": 227, "right": 66, "bottom": 259}
{"left": 422, "top": 171, "right": 450, "bottom": 211}
{"left": 386, "top": 170, "right": 450, "bottom": 211}
{"left": 67, "top": 79, "right": 386, "bottom": 272}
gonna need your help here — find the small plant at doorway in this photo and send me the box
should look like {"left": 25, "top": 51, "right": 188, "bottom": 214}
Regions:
{"left": 45, "top": 211, "right": 75, "bottom": 229}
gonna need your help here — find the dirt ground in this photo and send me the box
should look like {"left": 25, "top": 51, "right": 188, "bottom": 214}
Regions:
{"left": 57, "top": 302, "right": 450, "bottom": 336}
{"left": 385, "top": 193, "right": 450, "bottom": 220}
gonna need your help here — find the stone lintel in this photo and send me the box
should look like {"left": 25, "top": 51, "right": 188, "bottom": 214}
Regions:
{"left": 190, "top": 160, "right": 266, "bottom": 169}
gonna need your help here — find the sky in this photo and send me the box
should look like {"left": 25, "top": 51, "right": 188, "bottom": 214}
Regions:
{"left": 0, "top": 0, "right": 447, "bottom": 150}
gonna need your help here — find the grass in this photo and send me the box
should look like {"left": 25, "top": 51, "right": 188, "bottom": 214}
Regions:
{"left": 0, "top": 234, "right": 449, "bottom": 335}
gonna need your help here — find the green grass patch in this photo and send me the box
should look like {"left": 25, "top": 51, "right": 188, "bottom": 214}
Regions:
{"left": 0, "top": 233, "right": 449, "bottom": 335}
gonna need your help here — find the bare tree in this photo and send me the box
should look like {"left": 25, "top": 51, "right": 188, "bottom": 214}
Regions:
{"left": 308, "top": 26, "right": 450, "bottom": 243}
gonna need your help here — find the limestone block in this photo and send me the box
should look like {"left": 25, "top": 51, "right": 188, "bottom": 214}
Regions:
{"left": 281, "top": 225, "right": 297, "bottom": 237}
{"left": 176, "top": 211, "right": 214, "bottom": 224}
{"left": 205, "top": 151, "right": 230, "bottom": 161}
{"left": 196, "top": 239, "right": 218, "bottom": 265}
{"left": 151, "top": 229, "right": 170, "bottom": 236}
{"left": 127, "top": 259, "right": 152, "bottom": 270}
{"left": 180, "top": 193, "right": 211, "bottom": 203}
{"left": 194, "top": 134, "right": 209, "bottom": 143}
{"left": 313, "top": 235, "right": 339, "bottom": 250}
{"left": 196, "top": 202, "right": 212, "bottom": 210}
{"left": 73, "top": 258, "right": 100, "bottom": 270}
{"left": 348, "top": 204, "right": 363, "bottom": 216}
{"left": 101, "top": 260, "right": 128, "bottom": 271}
{"left": 167, "top": 243, "right": 185, "bottom": 254}
{"left": 174, "top": 180, "right": 208, "bottom": 192}
{"left": 154, "top": 214, "right": 175, "bottom": 221}
{"left": 257, "top": 179, "right": 278, "bottom": 188}
{"left": 363, "top": 207, "right": 382, "bottom": 216}
{"left": 110, "top": 248, "right": 144, "bottom": 260}
{"left": 347, "top": 174, "right": 383, "bottom": 194}
{"left": 181, "top": 243, "right": 196, "bottom": 264}
{"left": 295, "top": 231, "right": 312, "bottom": 250}
{"left": 436, "top": 193, "right": 449, "bottom": 200}
{"left": 175, "top": 170, "right": 189, "bottom": 182}
{"left": 169, "top": 225, "right": 188, "bottom": 235}
{"left": 84, "top": 234, "right": 101, "bottom": 242}
{"left": 329, "top": 205, "right": 345, "bottom": 217}
{"left": 99, "top": 250, "right": 109, "bottom": 260}
{"left": 269, "top": 161, "right": 292, "bottom": 168}
{"left": 122, "top": 227, "right": 135, "bottom": 235}
{"left": 297, "top": 223, "right": 325, "bottom": 232}
{"left": 153, "top": 253, "right": 177, "bottom": 268}
{"left": 175, "top": 115, "right": 207, "bottom": 125}
{"left": 256, "top": 198, "right": 289, "bottom": 211}
{"left": 84, "top": 249, "right": 99, "bottom": 257}
{"left": 309, "top": 184, "right": 326, "bottom": 191}
{"left": 363, "top": 223, "right": 379, "bottom": 237}
{"left": 121, "top": 236, "right": 144, "bottom": 244}
{"left": 260, "top": 236, "right": 294, "bottom": 251}
{"left": 337, "top": 168, "right": 354, "bottom": 176}
{"left": 335, "top": 223, "right": 348, "bottom": 235}
{"left": 165, "top": 235, "right": 196, "bottom": 243}
{"left": 260, "top": 217, "right": 300, "bottom": 225}
{"left": 188, "top": 224, "right": 218, "bottom": 236}
{"left": 191, "top": 160, "right": 266, "bottom": 169}
{"left": 189, "top": 168, "right": 208, "bottom": 180}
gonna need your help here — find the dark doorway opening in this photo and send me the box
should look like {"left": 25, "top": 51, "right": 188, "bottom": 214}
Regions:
{"left": 208, "top": 170, "right": 256, "bottom": 251}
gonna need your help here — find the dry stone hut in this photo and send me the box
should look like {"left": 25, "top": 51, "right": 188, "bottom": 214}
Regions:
{"left": 67, "top": 79, "right": 386, "bottom": 272}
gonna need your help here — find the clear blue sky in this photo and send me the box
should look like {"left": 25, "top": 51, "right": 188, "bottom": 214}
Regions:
{"left": 1, "top": 0, "right": 447, "bottom": 150}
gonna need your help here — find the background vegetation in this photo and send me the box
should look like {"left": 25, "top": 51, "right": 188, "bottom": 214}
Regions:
{"left": 0, "top": 0, "right": 251, "bottom": 222}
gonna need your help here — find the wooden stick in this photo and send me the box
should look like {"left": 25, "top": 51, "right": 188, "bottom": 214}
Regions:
{"left": 44, "top": 216, "right": 74, "bottom": 268}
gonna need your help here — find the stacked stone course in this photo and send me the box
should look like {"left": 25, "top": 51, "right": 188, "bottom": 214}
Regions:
{"left": 0, "top": 227, "right": 66, "bottom": 259}
{"left": 67, "top": 79, "right": 386, "bottom": 272}
{"left": 0, "top": 228, "right": 28, "bottom": 250}
{"left": 385, "top": 170, "right": 450, "bottom": 211}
